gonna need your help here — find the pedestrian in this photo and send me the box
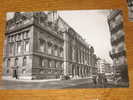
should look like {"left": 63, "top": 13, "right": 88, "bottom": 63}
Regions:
{"left": 96, "top": 75, "right": 99, "bottom": 85}
{"left": 103, "top": 76, "right": 107, "bottom": 88}
{"left": 93, "top": 76, "right": 97, "bottom": 85}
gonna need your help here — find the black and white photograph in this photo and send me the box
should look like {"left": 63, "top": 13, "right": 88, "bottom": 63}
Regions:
{"left": 1, "top": 10, "right": 129, "bottom": 89}
{"left": 127, "top": 0, "right": 133, "bottom": 21}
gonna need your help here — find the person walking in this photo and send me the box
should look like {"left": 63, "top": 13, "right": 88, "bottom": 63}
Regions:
{"left": 93, "top": 76, "right": 97, "bottom": 86}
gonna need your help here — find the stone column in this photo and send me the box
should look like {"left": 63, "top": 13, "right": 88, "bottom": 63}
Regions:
{"left": 63, "top": 32, "right": 69, "bottom": 76}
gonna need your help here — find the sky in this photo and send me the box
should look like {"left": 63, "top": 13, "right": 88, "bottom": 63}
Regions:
{"left": 6, "top": 10, "right": 112, "bottom": 63}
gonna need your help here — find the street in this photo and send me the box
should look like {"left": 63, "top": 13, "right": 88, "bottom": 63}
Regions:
{"left": 0, "top": 78, "right": 126, "bottom": 89}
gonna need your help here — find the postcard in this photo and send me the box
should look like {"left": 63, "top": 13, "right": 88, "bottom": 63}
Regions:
{"left": 1, "top": 10, "right": 129, "bottom": 89}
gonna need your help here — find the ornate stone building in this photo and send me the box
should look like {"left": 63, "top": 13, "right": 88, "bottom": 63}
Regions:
{"left": 3, "top": 11, "right": 97, "bottom": 80}
{"left": 108, "top": 10, "right": 129, "bottom": 82}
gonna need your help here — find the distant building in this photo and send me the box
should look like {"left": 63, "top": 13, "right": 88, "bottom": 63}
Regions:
{"left": 96, "top": 59, "right": 113, "bottom": 75}
{"left": 127, "top": 0, "right": 133, "bottom": 21}
{"left": 104, "top": 63, "right": 113, "bottom": 74}
{"left": 96, "top": 59, "right": 106, "bottom": 74}
{"left": 3, "top": 11, "right": 97, "bottom": 80}
{"left": 108, "top": 10, "right": 129, "bottom": 82}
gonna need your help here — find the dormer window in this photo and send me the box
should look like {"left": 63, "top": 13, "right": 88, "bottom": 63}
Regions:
{"left": 16, "top": 19, "right": 23, "bottom": 26}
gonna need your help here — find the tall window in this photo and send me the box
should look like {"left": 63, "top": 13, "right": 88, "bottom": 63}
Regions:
{"left": 7, "top": 59, "right": 10, "bottom": 68}
{"left": 49, "top": 60, "right": 52, "bottom": 68}
{"left": 47, "top": 42, "right": 52, "bottom": 55}
{"left": 49, "top": 60, "right": 55, "bottom": 68}
{"left": 42, "top": 59, "right": 45, "bottom": 67}
{"left": 78, "top": 49, "right": 81, "bottom": 63}
{"left": 39, "top": 57, "right": 44, "bottom": 67}
{"left": 21, "top": 41, "right": 24, "bottom": 54}
{"left": 39, "top": 39, "right": 45, "bottom": 52}
{"left": 25, "top": 40, "right": 30, "bottom": 52}
{"left": 59, "top": 47, "right": 63, "bottom": 57}
{"left": 9, "top": 43, "right": 14, "bottom": 55}
{"left": 18, "top": 34, "right": 21, "bottom": 41}
{"left": 23, "top": 31, "right": 29, "bottom": 39}
{"left": 54, "top": 45, "right": 58, "bottom": 56}
{"left": 17, "top": 42, "right": 21, "bottom": 54}
{"left": 72, "top": 48, "right": 75, "bottom": 60}
{"left": 23, "top": 57, "right": 27, "bottom": 66}
{"left": 26, "top": 31, "right": 29, "bottom": 38}
{"left": 14, "top": 58, "right": 18, "bottom": 66}
{"left": 55, "top": 62, "right": 58, "bottom": 68}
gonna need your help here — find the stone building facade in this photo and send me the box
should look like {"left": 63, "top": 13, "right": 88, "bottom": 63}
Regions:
{"left": 127, "top": 0, "right": 133, "bottom": 21}
{"left": 3, "top": 11, "right": 97, "bottom": 80}
{"left": 108, "top": 10, "right": 129, "bottom": 82}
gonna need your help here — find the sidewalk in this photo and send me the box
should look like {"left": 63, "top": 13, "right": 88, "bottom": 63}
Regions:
{"left": 3, "top": 78, "right": 61, "bottom": 83}
{"left": 2, "top": 77, "right": 92, "bottom": 83}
